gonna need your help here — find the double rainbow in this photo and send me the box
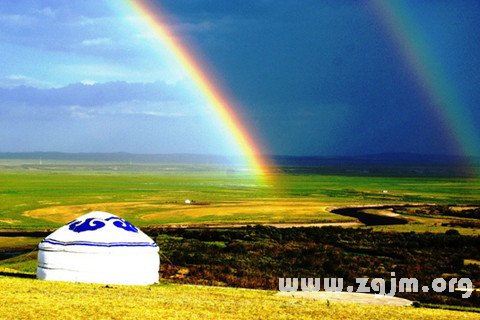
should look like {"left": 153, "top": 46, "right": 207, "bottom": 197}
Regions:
{"left": 126, "top": 0, "right": 271, "bottom": 178}
{"left": 123, "top": 1, "right": 478, "bottom": 177}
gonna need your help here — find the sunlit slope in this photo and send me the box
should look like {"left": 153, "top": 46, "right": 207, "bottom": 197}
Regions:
{"left": 0, "top": 277, "right": 478, "bottom": 320}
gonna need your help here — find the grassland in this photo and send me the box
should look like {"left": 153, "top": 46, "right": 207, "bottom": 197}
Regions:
{"left": 0, "top": 162, "right": 478, "bottom": 231}
{"left": 0, "top": 162, "right": 479, "bottom": 318}
{"left": 1, "top": 276, "right": 479, "bottom": 320}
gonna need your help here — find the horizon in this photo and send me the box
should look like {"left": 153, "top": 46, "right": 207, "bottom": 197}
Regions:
{"left": 1, "top": 150, "right": 480, "bottom": 157}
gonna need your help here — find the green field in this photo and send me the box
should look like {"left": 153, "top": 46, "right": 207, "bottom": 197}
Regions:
{"left": 0, "top": 162, "right": 479, "bottom": 231}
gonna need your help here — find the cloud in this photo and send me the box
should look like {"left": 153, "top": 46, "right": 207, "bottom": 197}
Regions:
{"left": 0, "top": 13, "right": 34, "bottom": 26}
{"left": 36, "top": 7, "right": 56, "bottom": 18}
{"left": 68, "top": 105, "right": 95, "bottom": 119}
{"left": 66, "top": 15, "right": 97, "bottom": 27}
{"left": 0, "top": 81, "right": 201, "bottom": 120}
{"left": 65, "top": 98, "right": 192, "bottom": 120}
{"left": 59, "top": 63, "right": 133, "bottom": 78}
{"left": 0, "top": 80, "right": 229, "bottom": 154}
{"left": 0, "top": 74, "right": 56, "bottom": 89}
{"left": 81, "top": 37, "right": 113, "bottom": 47}
{"left": 0, "top": 2, "right": 123, "bottom": 55}
{"left": 80, "top": 80, "right": 96, "bottom": 85}
{"left": 56, "top": 60, "right": 187, "bottom": 86}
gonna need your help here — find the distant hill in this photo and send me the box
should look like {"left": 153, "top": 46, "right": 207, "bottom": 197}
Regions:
{"left": 273, "top": 153, "right": 480, "bottom": 166}
{"left": 0, "top": 152, "right": 478, "bottom": 166}
{"left": 0, "top": 152, "right": 230, "bottom": 164}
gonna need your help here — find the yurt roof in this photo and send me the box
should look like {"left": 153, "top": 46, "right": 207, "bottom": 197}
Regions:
{"left": 39, "top": 211, "right": 157, "bottom": 252}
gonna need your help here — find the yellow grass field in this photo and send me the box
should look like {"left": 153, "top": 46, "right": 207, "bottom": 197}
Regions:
{"left": 1, "top": 277, "right": 479, "bottom": 320}
{"left": 23, "top": 200, "right": 350, "bottom": 226}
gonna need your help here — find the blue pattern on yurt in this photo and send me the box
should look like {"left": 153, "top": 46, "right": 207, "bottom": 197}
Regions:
{"left": 106, "top": 217, "right": 138, "bottom": 232}
{"left": 68, "top": 217, "right": 139, "bottom": 233}
{"left": 68, "top": 218, "right": 105, "bottom": 232}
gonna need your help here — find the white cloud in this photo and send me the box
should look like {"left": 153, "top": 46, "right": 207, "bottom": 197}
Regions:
{"left": 66, "top": 101, "right": 190, "bottom": 120}
{"left": 120, "top": 110, "right": 187, "bottom": 118}
{"left": 76, "top": 16, "right": 96, "bottom": 26}
{"left": 67, "top": 15, "right": 118, "bottom": 28}
{"left": 36, "top": 7, "right": 56, "bottom": 18}
{"left": 80, "top": 80, "right": 97, "bottom": 85}
{"left": 68, "top": 105, "right": 95, "bottom": 119}
{"left": 57, "top": 61, "right": 186, "bottom": 84}
{"left": 0, "top": 81, "right": 206, "bottom": 123}
{"left": 90, "top": 100, "right": 193, "bottom": 118}
{"left": 0, "top": 13, "right": 34, "bottom": 26}
{"left": 0, "top": 74, "right": 57, "bottom": 88}
{"left": 81, "top": 37, "right": 113, "bottom": 47}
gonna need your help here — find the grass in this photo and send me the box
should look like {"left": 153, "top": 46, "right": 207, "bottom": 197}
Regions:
{"left": 0, "top": 237, "right": 40, "bottom": 272}
{"left": 0, "top": 251, "right": 37, "bottom": 273}
{"left": 417, "top": 303, "right": 480, "bottom": 314}
{"left": 370, "top": 223, "right": 480, "bottom": 235}
{"left": 0, "top": 166, "right": 478, "bottom": 230}
{"left": 1, "top": 276, "right": 479, "bottom": 320}
{"left": 0, "top": 164, "right": 478, "bottom": 318}
{"left": 0, "top": 237, "right": 42, "bottom": 250}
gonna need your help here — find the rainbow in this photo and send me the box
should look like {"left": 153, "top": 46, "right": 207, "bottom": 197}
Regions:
{"left": 371, "top": 0, "right": 480, "bottom": 173}
{"left": 123, "top": 0, "right": 271, "bottom": 179}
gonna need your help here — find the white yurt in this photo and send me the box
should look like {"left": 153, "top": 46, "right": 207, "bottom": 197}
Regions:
{"left": 37, "top": 211, "right": 159, "bottom": 285}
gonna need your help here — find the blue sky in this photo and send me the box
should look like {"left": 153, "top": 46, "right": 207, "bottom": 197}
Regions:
{"left": 1, "top": 0, "right": 479, "bottom": 156}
